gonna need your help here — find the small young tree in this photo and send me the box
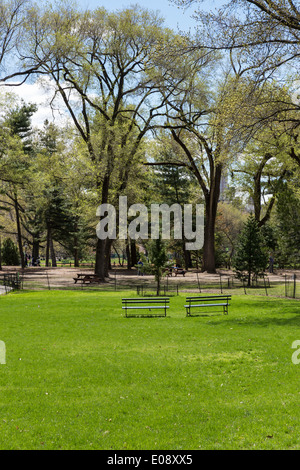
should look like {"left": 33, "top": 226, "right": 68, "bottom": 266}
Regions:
{"left": 233, "top": 214, "right": 268, "bottom": 286}
{"left": 148, "top": 237, "right": 169, "bottom": 296}
{"left": 1, "top": 238, "right": 20, "bottom": 266}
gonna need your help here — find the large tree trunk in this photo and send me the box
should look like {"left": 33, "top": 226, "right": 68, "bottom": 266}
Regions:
{"left": 126, "top": 239, "right": 132, "bottom": 269}
{"left": 94, "top": 172, "right": 112, "bottom": 281}
{"left": 32, "top": 237, "right": 40, "bottom": 261}
{"left": 50, "top": 236, "right": 57, "bottom": 267}
{"left": 201, "top": 164, "right": 222, "bottom": 273}
{"left": 14, "top": 193, "right": 25, "bottom": 268}
{"left": 74, "top": 240, "right": 79, "bottom": 268}
{"left": 46, "top": 227, "right": 50, "bottom": 267}
{"left": 202, "top": 215, "right": 217, "bottom": 273}
{"left": 95, "top": 238, "right": 113, "bottom": 281}
{"left": 130, "top": 239, "right": 137, "bottom": 267}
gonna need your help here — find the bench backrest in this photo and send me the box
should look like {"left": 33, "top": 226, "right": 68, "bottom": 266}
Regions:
{"left": 186, "top": 295, "right": 231, "bottom": 303}
{"left": 122, "top": 297, "right": 170, "bottom": 304}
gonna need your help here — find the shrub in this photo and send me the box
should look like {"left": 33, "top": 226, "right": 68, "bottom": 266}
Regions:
{"left": 1, "top": 238, "right": 20, "bottom": 266}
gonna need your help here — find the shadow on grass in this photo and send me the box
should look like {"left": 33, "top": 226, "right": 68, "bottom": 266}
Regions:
{"left": 208, "top": 297, "right": 300, "bottom": 328}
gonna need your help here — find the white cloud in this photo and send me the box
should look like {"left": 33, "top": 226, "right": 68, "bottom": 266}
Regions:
{"left": 4, "top": 77, "right": 70, "bottom": 128}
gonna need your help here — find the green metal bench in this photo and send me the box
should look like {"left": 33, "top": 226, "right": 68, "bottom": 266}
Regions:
{"left": 185, "top": 295, "right": 231, "bottom": 316}
{"left": 122, "top": 297, "right": 170, "bottom": 317}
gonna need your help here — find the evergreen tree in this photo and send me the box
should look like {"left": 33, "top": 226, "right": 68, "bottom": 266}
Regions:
{"left": 233, "top": 214, "right": 268, "bottom": 286}
{"left": 148, "top": 236, "right": 168, "bottom": 296}
{"left": 2, "top": 101, "right": 37, "bottom": 268}
{"left": 5, "top": 101, "right": 37, "bottom": 155}
{"left": 1, "top": 238, "right": 20, "bottom": 266}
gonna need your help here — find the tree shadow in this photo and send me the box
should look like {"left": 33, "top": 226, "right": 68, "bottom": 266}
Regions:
{"left": 209, "top": 298, "right": 300, "bottom": 328}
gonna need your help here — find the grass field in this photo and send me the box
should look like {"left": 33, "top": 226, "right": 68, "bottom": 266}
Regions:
{"left": 0, "top": 290, "right": 299, "bottom": 450}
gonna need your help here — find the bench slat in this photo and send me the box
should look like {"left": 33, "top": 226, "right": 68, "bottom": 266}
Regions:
{"left": 123, "top": 300, "right": 169, "bottom": 304}
{"left": 122, "top": 298, "right": 169, "bottom": 301}
{"left": 186, "top": 297, "right": 231, "bottom": 301}
{"left": 184, "top": 303, "right": 229, "bottom": 308}
{"left": 122, "top": 305, "right": 170, "bottom": 310}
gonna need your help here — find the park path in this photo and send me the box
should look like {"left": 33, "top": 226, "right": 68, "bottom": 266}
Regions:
{"left": 0, "top": 286, "right": 12, "bottom": 295}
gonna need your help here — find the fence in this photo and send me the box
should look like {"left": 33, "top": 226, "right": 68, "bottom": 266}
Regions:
{"left": 0, "top": 272, "right": 22, "bottom": 293}
{"left": 0, "top": 269, "right": 299, "bottom": 299}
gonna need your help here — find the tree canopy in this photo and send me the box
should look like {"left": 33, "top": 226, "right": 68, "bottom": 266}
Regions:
{"left": 0, "top": 0, "right": 299, "bottom": 274}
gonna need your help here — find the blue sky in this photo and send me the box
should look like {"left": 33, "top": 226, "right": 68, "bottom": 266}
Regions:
{"left": 8, "top": 0, "right": 217, "bottom": 126}
{"left": 81, "top": 0, "right": 199, "bottom": 31}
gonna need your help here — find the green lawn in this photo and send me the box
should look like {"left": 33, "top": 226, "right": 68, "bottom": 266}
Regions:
{"left": 0, "top": 290, "right": 299, "bottom": 450}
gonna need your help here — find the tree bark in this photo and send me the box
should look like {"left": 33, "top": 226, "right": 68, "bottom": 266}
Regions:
{"left": 201, "top": 164, "right": 222, "bottom": 273}
{"left": 94, "top": 168, "right": 115, "bottom": 281}
{"left": 50, "top": 236, "right": 57, "bottom": 267}
{"left": 130, "top": 239, "right": 137, "bottom": 267}
{"left": 14, "top": 193, "right": 25, "bottom": 268}
{"left": 95, "top": 238, "right": 113, "bottom": 280}
{"left": 32, "top": 237, "right": 40, "bottom": 261}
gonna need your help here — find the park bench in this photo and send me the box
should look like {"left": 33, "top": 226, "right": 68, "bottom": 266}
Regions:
{"left": 185, "top": 295, "right": 231, "bottom": 316}
{"left": 174, "top": 268, "right": 186, "bottom": 277}
{"left": 164, "top": 268, "right": 173, "bottom": 277}
{"left": 122, "top": 297, "right": 170, "bottom": 317}
{"left": 73, "top": 273, "right": 101, "bottom": 284}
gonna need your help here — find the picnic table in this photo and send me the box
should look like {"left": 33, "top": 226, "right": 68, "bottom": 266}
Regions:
{"left": 73, "top": 273, "right": 101, "bottom": 284}
{"left": 164, "top": 267, "right": 186, "bottom": 277}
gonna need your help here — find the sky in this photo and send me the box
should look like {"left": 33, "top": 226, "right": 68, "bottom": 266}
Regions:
{"left": 82, "top": 0, "right": 199, "bottom": 31}
{"left": 4, "top": 0, "right": 215, "bottom": 127}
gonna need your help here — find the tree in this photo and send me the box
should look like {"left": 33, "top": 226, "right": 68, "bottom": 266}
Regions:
{"left": 146, "top": 137, "right": 198, "bottom": 269}
{"left": 232, "top": 137, "right": 288, "bottom": 227}
{"left": 275, "top": 182, "right": 300, "bottom": 267}
{"left": 233, "top": 214, "right": 268, "bottom": 286}
{"left": 153, "top": 71, "right": 258, "bottom": 273}
{"left": 1, "top": 237, "right": 20, "bottom": 265}
{"left": 11, "top": 3, "right": 185, "bottom": 280}
{"left": 173, "top": 0, "right": 300, "bottom": 77}
{"left": 0, "top": 100, "right": 37, "bottom": 268}
{"left": 0, "top": 0, "right": 30, "bottom": 72}
{"left": 215, "top": 202, "right": 247, "bottom": 268}
{"left": 147, "top": 236, "right": 168, "bottom": 296}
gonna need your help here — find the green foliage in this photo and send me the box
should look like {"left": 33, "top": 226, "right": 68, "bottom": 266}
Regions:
{"left": 1, "top": 238, "right": 20, "bottom": 266}
{"left": 148, "top": 237, "right": 168, "bottom": 272}
{"left": 275, "top": 184, "right": 300, "bottom": 266}
{"left": 144, "top": 236, "right": 169, "bottom": 295}
{"left": 233, "top": 214, "right": 268, "bottom": 286}
{"left": 4, "top": 100, "right": 37, "bottom": 155}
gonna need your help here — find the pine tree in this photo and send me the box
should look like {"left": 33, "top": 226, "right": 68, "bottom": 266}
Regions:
{"left": 1, "top": 238, "right": 20, "bottom": 266}
{"left": 233, "top": 214, "right": 268, "bottom": 286}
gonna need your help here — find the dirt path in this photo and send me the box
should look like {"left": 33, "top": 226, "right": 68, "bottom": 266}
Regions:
{"left": 0, "top": 265, "right": 298, "bottom": 290}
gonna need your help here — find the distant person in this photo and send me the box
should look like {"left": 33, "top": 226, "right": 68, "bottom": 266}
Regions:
{"left": 137, "top": 260, "right": 143, "bottom": 276}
